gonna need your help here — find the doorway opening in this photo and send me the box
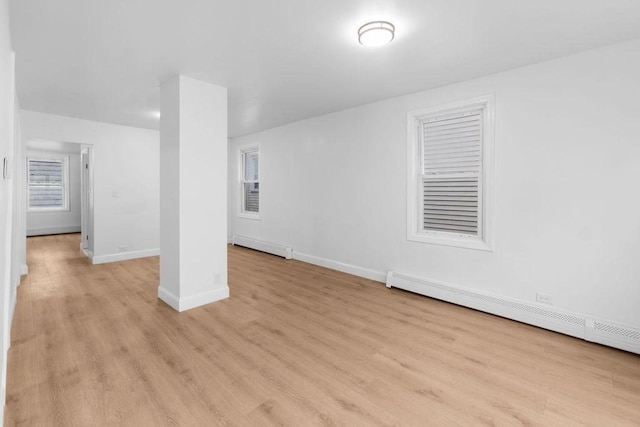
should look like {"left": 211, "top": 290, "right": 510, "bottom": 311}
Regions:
{"left": 25, "top": 140, "right": 93, "bottom": 259}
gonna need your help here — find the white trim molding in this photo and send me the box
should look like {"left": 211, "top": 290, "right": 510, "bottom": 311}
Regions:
{"left": 81, "top": 247, "right": 93, "bottom": 260}
{"left": 9, "top": 287, "right": 17, "bottom": 343}
{"left": 237, "top": 212, "right": 261, "bottom": 221}
{"left": 20, "top": 264, "right": 28, "bottom": 276}
{"left": 386, "top": 271, "right": 640, "bottom": 355}
{"left": 92, "top": 248, "right": 160, "bottom": 265}
{"left": 158, "top": 286, "right": 230, "bottom": 312}
{"left": 232, "top": 235, "right": 292, "bottom": 259}
{"left": 27, "top": 225, "right": 81, "bottom": 236}
{"left": 292, "top": 251, "right": 387, "bottom": 283}
{"left": 229, "top": 236, "right": 387, "bottom": 283}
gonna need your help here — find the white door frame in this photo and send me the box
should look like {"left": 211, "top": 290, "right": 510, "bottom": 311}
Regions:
{"left": 80, "top": 145, "right": 93, "bottom": 256}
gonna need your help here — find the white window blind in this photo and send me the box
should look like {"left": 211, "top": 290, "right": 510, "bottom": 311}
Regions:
{"left": 241, "top": 148, "right": 259, "bottom": 214}
{"left": 28, "top": 158, "right": 67, "bottom": 210}
{"left": 421, "top": 109, "right": 482, "bottom": 235}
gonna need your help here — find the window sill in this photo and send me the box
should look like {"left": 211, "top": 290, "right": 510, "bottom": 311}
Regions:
{"left": 407, "top": 231, "right": 493, "bottom": 252}
{"left": 237, "top": 212, "right": 261, "bottom": 221}
{"left": 28, "top": 207, "right": 70, "bottom": 213}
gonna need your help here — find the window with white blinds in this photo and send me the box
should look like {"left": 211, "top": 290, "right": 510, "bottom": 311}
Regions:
{"left": 421, "top": 110, "right": 482, "bottom": 235}
{"left": 27, "top": 157, "right": 69, "bottom": 211}
{"left": 240, "top": 147, "right": 260, "bottom": 216}
{"left": 407, "top": 95, "right": 494, "bottom": 250}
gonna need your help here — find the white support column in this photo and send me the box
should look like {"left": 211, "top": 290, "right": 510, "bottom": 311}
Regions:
{"left": 158, "top": 75, "right": 228, "bottom": 312}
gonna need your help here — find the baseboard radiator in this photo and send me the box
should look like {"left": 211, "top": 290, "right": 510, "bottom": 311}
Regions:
{"left": 386, "top": 271, "right": 640, "bottom": 355}
{"left": 231, "top": 235, "right": 293, "bottom": 260}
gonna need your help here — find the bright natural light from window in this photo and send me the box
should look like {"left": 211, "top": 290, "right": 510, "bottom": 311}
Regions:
{"left": 240, "top": 147, "right": 260, "bottom": 217}
{"left": 27, "top": 157, "right": 69, "bottom": 211}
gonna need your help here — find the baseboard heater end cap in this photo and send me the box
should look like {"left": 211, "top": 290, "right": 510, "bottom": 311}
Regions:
{"left": 385, "top": 271, "right": 394, "bottom": 288}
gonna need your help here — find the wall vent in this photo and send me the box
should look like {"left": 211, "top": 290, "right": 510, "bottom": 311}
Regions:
{"left": 231, "top": 235, "right": 293, "bottom": 259}
{"left": 387, "top": 271, "right": 639, "bottom": 355}
{"left": 593, "top": 322, "right": 640, "bottom": 340}
{"left": 584, "top": 319, "right": 640, "bottom": 354}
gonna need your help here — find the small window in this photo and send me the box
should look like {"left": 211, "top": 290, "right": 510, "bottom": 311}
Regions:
{"left": 27, "top": 157, "right": 69, "bottom": 211}
{"left": 239, "top": 147, "right": 259, "bottom": 217}
{"left": 407, "top": 95, "right": 494, "bottom": 250}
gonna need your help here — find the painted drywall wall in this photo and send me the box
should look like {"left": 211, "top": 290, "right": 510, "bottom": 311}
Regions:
{"left": 229, "top": 38, "right": 640, "bottom": 328}
{"left": 0, "top": 0, "right": 18, "bottom": 416}
{"left": 20, "top": 111, "right": 160, "bottom": 262}
{"left": 159, "top": 76, "right": 228, "bottom": 311}
{"left": 26, "top": 150, "right": 82, "bottom": 236}
{"left": 10, "top": 96, "right": 24, "bottom": 321}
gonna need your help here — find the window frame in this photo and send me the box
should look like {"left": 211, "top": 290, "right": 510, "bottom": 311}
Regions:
{"left": 406, "top": 94, "right": 495, "bottom": 251}
{"left": 27, "top": 154, "right": 70, "bottom": 213}
{"left": 238, "top": 145, "right": 260, "bottom": 220}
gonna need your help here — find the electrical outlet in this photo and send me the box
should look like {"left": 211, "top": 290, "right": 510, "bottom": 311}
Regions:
{"left": 536, "top": 292, "right": 553, "bottom": 305}
{"left": 214, "top": 273, "right": 222, "bottom": 284}
{"left": 118, "top": 245, "right": 129, "bottom": 253}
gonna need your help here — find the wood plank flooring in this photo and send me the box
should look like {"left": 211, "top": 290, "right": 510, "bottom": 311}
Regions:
{"left": 5, "top": 233, "right": 640, "bottom": 426}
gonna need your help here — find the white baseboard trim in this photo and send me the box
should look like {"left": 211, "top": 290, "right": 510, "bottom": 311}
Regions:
{"left": 9, "top": 287, "right": 17, "bottom": 346}
{"left": 228, "top": 235, "right": 386, "bottom": 282}
{"left": 225, "top": 236, "right": 639, "bottom": 354}
{"left": 386, "top": 271, "right": 640, "bottom": 355}
{"left": 27, "top": 225, "right": 81, "bottom": 236}
{"left": 0, "top": 385, "right": 4, "bottom": 427}
{"left": 20, "top": 264, "right": 28, "bottom": 276}
{"left": 232, "top": 235, "right": 293, "bottom": 259}
{"left": 158, "top": 286, "right": 230, "bottom": 312}
{"left": 81, "top": 247, "right": 94, "bottom": 260}
{"left": 293, "top": 251, "right": 387, "bottom": 283}
{"left": 92, "top": 248, "right": 160, "bottom": 265}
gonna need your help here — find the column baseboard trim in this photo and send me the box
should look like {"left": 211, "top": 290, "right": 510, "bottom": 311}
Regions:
{"left": 158, "top": 286, "right": 230, "bottom": 312}
{"left": 92, "top": 248, "right": 159, "bottom": 264}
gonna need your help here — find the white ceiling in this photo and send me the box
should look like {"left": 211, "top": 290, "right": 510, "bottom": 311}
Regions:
{"left": 9, "top": 0, "right": 640, "bottom": 137}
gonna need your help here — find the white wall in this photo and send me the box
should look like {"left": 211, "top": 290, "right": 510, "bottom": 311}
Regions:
{"left": 10, "top": 96, "right": 23, "bottom": 325}
{"left": 26, "top": 149, "right": 82, "bottom": 236}
{"left": 0, "top": 0, "right": 19, "bottom": 418}
{"left": 229, "top": 38, "right": 640, "bottom": 329}
{"left": 158, "top": 76, "right": 229, "bottom": 312}
{"left": 20, "top": 111, "right": 160, "bottom": 263}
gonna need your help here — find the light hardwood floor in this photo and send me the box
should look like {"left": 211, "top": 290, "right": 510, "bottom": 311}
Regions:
{"left": 5, "top": 233, "right": 640, "bottom": 426}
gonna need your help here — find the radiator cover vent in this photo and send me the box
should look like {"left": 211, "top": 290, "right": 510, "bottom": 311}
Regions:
{"left": 594, "top": 321, "right": 640, "bottom": 341}
{"left": 231, "top": 235, "right": 293, "bottom": 259}
{"left": 404, "top": 274, "right": 585, "bottom": 326}
{"left": 386, "top": 271, "right": 639, "bottom": 355}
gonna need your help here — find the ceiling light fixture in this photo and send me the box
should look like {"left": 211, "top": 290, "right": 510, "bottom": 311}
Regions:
{"left": 358, "top": 21, "right": 395, "bottom": 46}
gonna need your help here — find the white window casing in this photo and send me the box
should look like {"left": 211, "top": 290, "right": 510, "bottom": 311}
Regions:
{"left": 407, "top": 95, "right": 495, "bottom": 251}
{"left": 27, "top": 156, "right": 70, "bottom": 212}
{"left": 239, "top": 145, "right": 260, "bottom": 219}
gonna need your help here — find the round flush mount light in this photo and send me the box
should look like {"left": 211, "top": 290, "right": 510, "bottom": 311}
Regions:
{"left": 358, "top": 21, "right": 395, "bottom": 46}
